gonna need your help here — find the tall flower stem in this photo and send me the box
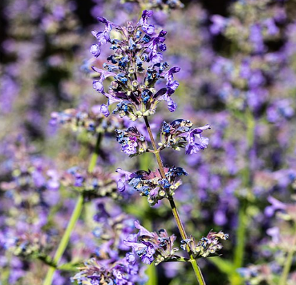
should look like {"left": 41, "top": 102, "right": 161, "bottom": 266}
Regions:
{"left": 43, "top": 133, "right": 102, "bottom": 285}
{"left": 143, "top": 116, "right": 206, "bottom": 285}
{"left": 232, "top": 110, "right": 255, "bottom": 285}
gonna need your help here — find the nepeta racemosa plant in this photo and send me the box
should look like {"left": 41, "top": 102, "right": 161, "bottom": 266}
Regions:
{"left": 76, "top": 10, "right": 228, "bottom": 285}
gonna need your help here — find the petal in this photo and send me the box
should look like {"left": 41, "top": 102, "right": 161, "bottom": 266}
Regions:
{"left": 134, "top": 220, "right": 154, "bottom": 238}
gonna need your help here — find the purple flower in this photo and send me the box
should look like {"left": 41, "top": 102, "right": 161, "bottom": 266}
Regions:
{"left": 125, "top": 221, "right": 178, "bottom": 265}
{"left": 138, "top": 10, "right": 154, "bottom": 35}
{"left": 210, "top": 15, "right": 227, "bottom": 35}
{"left": 116, "top": 168, "right": 134, "bottom": 192}
{"left": 165, "top": 67, "right": 181, "bottom": 93}
{"left": 167, "top": 97, "right": 177, "bottom": 112}
{"left": 91, "top": 17, "right": 113, "bottom": 46}
{"left": 263, "top": 18, "right": 279, "bottom": 35}
{"left": 92, "top": 67, "right": 116, "bottom": 96}
{"left": 181, "top": 231, "right": 228, "bottom": 258}
{"left": 156, "top": 67, "right": 180, "bottom": 112}
{"left": 264, "top": 196, "right": 287, "bottom": 217}
{"left": 120, "top": 167, "right": 187, "bottom": 205}
{"left": 135, "top": 220, "right": 154, "bottom": 238}
{"left": 91, "top": 104, "right": 110, "bottom": 117}
{"left": 115, "top": 127, "right": 148, "bottom": 156}
{"left": 184, "top": 126, "right": 210, "bottom": 154}
{"left": 71, "top": 256, "right": 143, "bottom": 285}
{"left": 249, "top": 24, "right": 265, "bottom": 53}
{"left": 160, "top": 120, "right": 210, "bottom": 155}
{"left": 90, "top": 44, "right": 101, "bottom": 57}
{"left": 88, "top": 11, "right": 179, "bottom": 120}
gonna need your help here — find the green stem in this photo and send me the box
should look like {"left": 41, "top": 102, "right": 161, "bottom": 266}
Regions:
{"left": 43, "top": 133, "right": 102, "bottom": 285}
{"left": 233, "top": 203, "right": 247, "bottom": 269}
{"left": 38, "top": 254, "right": 57, "bottom": 268}
{"left": 88, "top": 132, "right": 102, "bottom": 173}
{"left": 143, "top": 116, "right": 206, "bottom": 285}
{"left": 43, "top": 195, "right": 84, "bottom": 285}
{"left": 232, "top": 110, "right": 255, "bottom": 284}
{"left": 279, "top": 225, "right": 296, "bottom": 285}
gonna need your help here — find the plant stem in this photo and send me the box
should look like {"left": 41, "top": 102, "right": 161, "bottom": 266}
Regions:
{"left": 88, "top": 132, "right": 102, "bottom": 173}
{"left": 43, "top": 133, "right": 102, "bottom": 285}
{"left": 232, "top": 110, "right": 255, "bottom": 284}
{"left": 143, "top": 116, "right": 206, "bottom": 285}
{"left": 233, "top": 202, "right": 247, "bottom": 269}
{"left": 43, "top": 195, "right": 84, "bottom": 285}
{"left": 279, "top": 225, "right": 296, "bottom": 285}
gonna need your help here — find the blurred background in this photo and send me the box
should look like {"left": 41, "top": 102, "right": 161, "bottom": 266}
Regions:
{"left": 1, "top": 0, "right": 296, "bottom": 284}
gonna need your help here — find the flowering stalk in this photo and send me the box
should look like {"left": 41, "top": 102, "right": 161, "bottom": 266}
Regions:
{"left": 43, "top": 195, "right": 84, "bottom": 285}
{"left": 144, "top": 116, "right": 206, "bottom": 285}
{"left": 232, "top": 110, "right": 255, "bottom": 284}
{"left": 87, "top": 10, "right": 228, "bottom": 284}
{"left": 43, "top": 133, "right": 102, "bottom": 285}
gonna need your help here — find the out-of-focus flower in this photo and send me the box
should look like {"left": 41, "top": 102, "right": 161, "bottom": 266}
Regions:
{"left": 71, "top": 256, "right": 142, "bottom": 285}
{"left": 50, "top": 107, "right": 126, "bottom": 134}
{"left": 61, "top": 166, "right": 119, "bottom": 199}
{"left": 121, "top": 0, "right": 184, "bottom": 12}
{"left": 210, "top": 15, "right": 227, "bottom": 35}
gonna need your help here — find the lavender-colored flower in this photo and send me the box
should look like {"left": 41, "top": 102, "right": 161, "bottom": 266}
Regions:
{"left": 91, "top": 17, "right": 113, "bottom": 45}
{"left": 118, "top": 167, "right": 187, "bottom": 205}
{"left": 160, "top": 119, "right": 210, "bottom": 154}
{"left": 267, "top": 99, "right": 294, "bottom": 123}
{"left": 125, "top": 221, "right": 179, "bottom": 265}
{"left": 121, "top": 0, "right": 184, "bottom": 11}
{"left": 90, "top": 44, "right": 101, "bottom": 57}
{"left": 210, "top": 15, "right": 227, "bottom": 35}
{"left": 61, "top": 166, "right": 119, "bottom": 199}
{"left": 50, "top": 106, "right": 125, "bottom": 134}
{"left": 115, "top": 126, "right": 148, "bottom": 156}
{"left": 181, "top": 231, "right": 228, "bottom": 258}
{"left": 71, "top": 256, "right": 142, "bottom": 285}
{"left": 90, "top": 10, "right": 180, "bottom": 120}
{"left": 184, "top": 127, "right": 210, "bottom": 154}
{"left": 249, "top": 24, "right": 265, "bottom": 54}
{"left": 115, "top": 168, "right": 134, "bottom": 192}
{"left": 263, "top": 18, "right": 279, "bottom": 36}
{"left": 264, "top": 196, "right": 287, "bottom": 217}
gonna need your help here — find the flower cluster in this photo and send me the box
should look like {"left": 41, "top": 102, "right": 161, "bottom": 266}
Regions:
{"left": 115, "top": 126, "right": 148, "bottom": 156}
{"left": 239, "top": 194, "right": 296, "bottom": 284}
{"left": 121, "top": 0, "right": 184, "bottom": 11}
{"left": 6, "top": 232, "right": 52, "bottom": 258}
{"left": 210, "top": 0, "right": 284, "bottom": 53}
{"left": 116, "top": 166, "right": 187, "bottom": 205}
{"left": 125, "top": 221, "right": 179, "bottom": 265}
{"left": 50, "top": 107, "right": 126, "bottom": 135}
{"left": 71, "top": 256, "right": 142, "bottom": 285}
{"left": 90, "top": 10, "right": 180, "bottom": 120}
{"left": 61, "top": 166, "right": 119, "bottom": 199}
{"left": 71, "top": 202, "right": 147, "bottom": 284}
{"left": 181, "top": 231, "right": 229, "bottom": 258}
{"left": 267, "top": 99, "right": 294, "bottom": 124}
{"left": 0, "top": 137, "right": 64, "bottom": 272}
{"left": 92, "top": 202, "right": 136, "bottom": 254}
{"left": 160, "top": 119, "right": 211, "bottom": 154}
